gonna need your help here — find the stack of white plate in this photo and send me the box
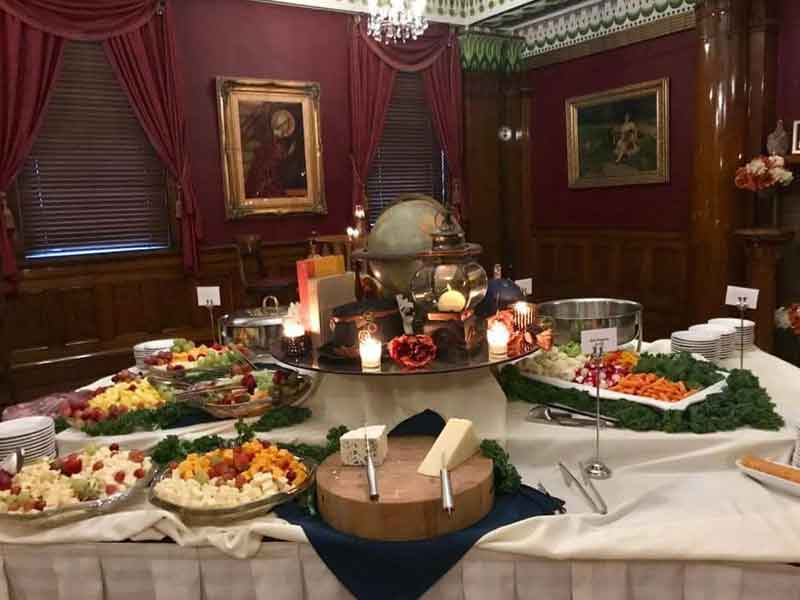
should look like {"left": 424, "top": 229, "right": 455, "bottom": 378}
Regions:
{"left": 689, "top": 323, "right": 736, "bottom": 359}
{"left": 0, "top": 417, "right": 56, "bottom": 464}
{"left": 671, "top": 330, "right": 721, "bottom": 360}
{"left": 708, "top": 318, "right": 755, "bottom": 350}
{"left": 134, "top": 339, "right": 174, "bottom": 369}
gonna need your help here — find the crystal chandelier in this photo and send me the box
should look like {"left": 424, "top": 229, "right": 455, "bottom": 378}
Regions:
{"left": 367, "top": 0, "right": 428, "bottom": 44}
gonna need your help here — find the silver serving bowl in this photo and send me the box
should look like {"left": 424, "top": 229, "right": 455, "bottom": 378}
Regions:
{"left": 536, "top": 298, "right": 643, "bottom": 350}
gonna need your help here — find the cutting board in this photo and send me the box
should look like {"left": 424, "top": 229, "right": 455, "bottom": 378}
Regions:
{"left": 316, "top": 436, "right": 494, "bottom": 541}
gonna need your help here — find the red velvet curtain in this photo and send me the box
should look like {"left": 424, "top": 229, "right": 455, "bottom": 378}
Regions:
{"left": 421, "top": 40, "right": 465, "bottom": 224}
{"left": 0, "top": 0, "right": 201, "bottom": 279}
{"left": 0, "top": 12, "right": 64, "bottom": 282}
{"left": 351, "top": 21, "right": 466, "bottom": 224}
{"left": 105, "top": 0, "right": 201, "bottom": 272}
{"left": 349, "top": 22, "right": 396, "bottom": 216}
{"left": 0, "top": 0, "right": 158, "bottom": 40}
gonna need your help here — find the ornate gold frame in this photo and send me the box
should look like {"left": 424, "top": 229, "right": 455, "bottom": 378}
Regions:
{"left": 566, "top": 78, "right": 669, "bottom": 189}
{"left": 216, "top": 77, "right": 326, "bottom": 219}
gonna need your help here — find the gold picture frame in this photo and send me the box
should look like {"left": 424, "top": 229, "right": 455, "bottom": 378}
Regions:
{"left": 566, "top": 78, "right": 669, "bottom": 189}
{"left": 217, "top": 76, "right": 326, "bottom": 219}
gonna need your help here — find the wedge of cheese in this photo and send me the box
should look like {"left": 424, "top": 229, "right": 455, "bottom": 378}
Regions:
{"left": 340, "top": 425, "right": 388, "bottom": 466}
{"left": 417, "top": 418, "right": 480, "bottom": 477}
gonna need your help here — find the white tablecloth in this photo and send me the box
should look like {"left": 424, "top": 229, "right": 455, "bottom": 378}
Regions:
{"left": 1, "top": 543, "right": 800, "bottom": 600}
{"left": 3, "top": 342, "right": 799, "bottom": 597}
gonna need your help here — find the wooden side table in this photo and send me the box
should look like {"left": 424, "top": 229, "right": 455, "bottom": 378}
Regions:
{"left": 734, "top": 228, "right": 794, "bottom": 352}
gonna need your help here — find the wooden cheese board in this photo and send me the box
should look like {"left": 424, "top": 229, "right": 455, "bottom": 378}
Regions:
{"left": 316, "top": 436, "right": 494, "bottom": 541}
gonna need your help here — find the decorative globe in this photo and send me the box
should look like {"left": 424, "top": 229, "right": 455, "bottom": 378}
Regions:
{"left": 366, "top": 196, "right": 461, "bottom": 296}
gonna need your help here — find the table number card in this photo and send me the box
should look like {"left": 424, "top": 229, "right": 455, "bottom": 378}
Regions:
{"left": 581, "top": 327, "right": 618, "bottom": 355}
{"left": 515, "top": 278, "right": 533, "bottom": 296}
{"left": 196, "top": 286, "right": 221, "bottom": 307}
{"left": 725, "top": 285, "right": 759, "bottom": 310}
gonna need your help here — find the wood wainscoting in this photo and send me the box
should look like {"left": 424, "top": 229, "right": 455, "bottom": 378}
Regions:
{"left": 0, "top": 246, "right": 247, "bottom": 405}
{"left": 530, "top": 229, "right": 690, "bottom": 341}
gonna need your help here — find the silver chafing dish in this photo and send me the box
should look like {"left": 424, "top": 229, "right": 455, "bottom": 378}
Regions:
{"left": 218, "top": 296, "right": 287, "bottom": 353}
{"left": 536, "top": 298, "right": 643, "bottom": 351}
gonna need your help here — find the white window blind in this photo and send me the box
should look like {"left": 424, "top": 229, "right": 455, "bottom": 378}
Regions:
{"left": 16, "top": 41, "right": 169, "bottom": 260}
{"left": 366, "top": 72, "right": 447, "bottom": 225}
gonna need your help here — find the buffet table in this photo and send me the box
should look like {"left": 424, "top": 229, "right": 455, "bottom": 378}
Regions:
{"left": 3, "top": 342, "right": 800, "bottom": 599}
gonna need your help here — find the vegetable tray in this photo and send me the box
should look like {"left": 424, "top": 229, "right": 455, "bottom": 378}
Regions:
{"left": 521, "top": 371, "right": 729, "bottom": 411}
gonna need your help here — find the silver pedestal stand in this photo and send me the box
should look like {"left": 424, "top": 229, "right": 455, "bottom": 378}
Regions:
{"left": 584, "top": 343, "right": 612, "bottom": 480}
{"left": 737, "top": 296, "right": 747, "bottom": 369}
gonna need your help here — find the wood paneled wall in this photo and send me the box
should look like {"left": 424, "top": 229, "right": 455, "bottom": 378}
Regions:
{"left": 0, "top": 247, "right": 243, "bottom": 404}
{"left": 531, "top": 229, "right": 690, "bottom": 341}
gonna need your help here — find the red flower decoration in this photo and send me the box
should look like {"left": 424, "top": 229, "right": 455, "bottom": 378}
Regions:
{"left": 388, "top": 335, "right": 437, "bottom": 369}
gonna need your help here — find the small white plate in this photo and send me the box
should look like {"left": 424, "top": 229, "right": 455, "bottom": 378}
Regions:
{"left": 0, "top": 417, "right": 54, "bottom": 440}
{"left": 708, "top": 318, "right": 755, "bottom": 328}
{"left": 737, "top": 459, "right": 800, "bottom": 498}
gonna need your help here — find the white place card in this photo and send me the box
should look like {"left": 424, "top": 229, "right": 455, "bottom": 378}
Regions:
{"left": 581, "top": 327, "right": 618, "bottom": 355}
{"left": 196, "top": 286, "right": 221, "bottom": 307}
{"left": 515, "top": 278, "right": 533, "bottom": 296}
{"left": 725, "top": 285, "right": 759, "bottom": 310}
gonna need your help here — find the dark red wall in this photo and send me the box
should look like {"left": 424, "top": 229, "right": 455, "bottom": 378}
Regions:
{"left": 172, "top": 0, "right": 352, "bottom": 245}
{"left": 777, "top": 0, "right": 800, "bottom": 127}
{"left": 528, "top": 30, "right": 696, "bottom": 231}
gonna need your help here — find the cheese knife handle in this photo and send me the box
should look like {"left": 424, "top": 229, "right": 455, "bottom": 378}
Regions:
{"left": 366, "top": 451, "right": 379, "bottom": 501}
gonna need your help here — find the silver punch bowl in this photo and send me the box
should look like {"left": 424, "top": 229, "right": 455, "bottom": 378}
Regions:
{"left": 537, "top": 298, "right": 643, "bottom": 350}
{"left": 360, "top": 196, "right": 460, "bottom": 296}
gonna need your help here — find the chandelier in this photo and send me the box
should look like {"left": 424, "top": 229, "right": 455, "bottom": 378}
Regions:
{"left": 367, "top": 0, "right": 428, "bottom": 44}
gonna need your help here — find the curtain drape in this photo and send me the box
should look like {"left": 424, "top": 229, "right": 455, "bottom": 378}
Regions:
{"left": 0, "top": 0, "right": 158, "bottom": 40}
{"left": 421, "top": 39, "right": 465, "bottom": 224}
{"left": 0, "top": 0, "right": 201, "bottom": 281}
{"left": 0, "top": 12, "right": 64, "bottom": 283}
{"left": 349, "top": 23, "right": 396, "bottom": 217}
{"left": 105, "top": 0, "right": 201, "bottom": 272}
{"left": 350, "top": 21, "right": 466, "bottom": 224}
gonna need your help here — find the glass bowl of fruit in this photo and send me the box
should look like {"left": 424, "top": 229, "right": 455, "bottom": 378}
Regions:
{"left": 195, "top": 368, "right": 316, "bottom": 420}
{"left": 0, "top": 443, "right": 153, "bottom": 524}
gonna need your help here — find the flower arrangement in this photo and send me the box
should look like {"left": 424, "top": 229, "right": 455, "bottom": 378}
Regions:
{"left": 775, "top": 304, "right": 800, "bottom": 336}
{"left": 735, "top": 155, "right": 794, "bottom": 191}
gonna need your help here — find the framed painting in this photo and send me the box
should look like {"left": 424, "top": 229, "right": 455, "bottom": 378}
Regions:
{"left": 566, "top": 78, "right": 669, "bottom": 188}
{"left": 216, "top": 77, "right": 326, "bottom": 219}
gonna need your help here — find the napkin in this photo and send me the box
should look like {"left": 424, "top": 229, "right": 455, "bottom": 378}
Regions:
{"left": 276, "top": 411, "right": 564, "bottom": 600}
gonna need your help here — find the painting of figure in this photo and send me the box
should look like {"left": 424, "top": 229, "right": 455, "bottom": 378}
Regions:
{"left": 217, "top": 77, "right": 325, "bottom": 218}
{"left": 566, "top": 79, "right": 669, "bottom": 188}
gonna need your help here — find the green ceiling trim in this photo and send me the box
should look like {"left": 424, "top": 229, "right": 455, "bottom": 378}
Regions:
{"left": 460, "top": 33, "right": 526, "bottom": 72}
{"left": 516, "top": 0, "right": 696, "bottom": 58}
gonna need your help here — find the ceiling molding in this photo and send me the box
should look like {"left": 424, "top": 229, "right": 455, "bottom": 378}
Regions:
{"left": 522, "top": 7, "right": 694, "bottom": 68}
{"left": 514, "top": 0, "right": 697, "bottom": 58}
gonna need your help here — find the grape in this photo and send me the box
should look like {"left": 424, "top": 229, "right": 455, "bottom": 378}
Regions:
{"left": 0, "top": 470, "right": 13, "bottom": 491}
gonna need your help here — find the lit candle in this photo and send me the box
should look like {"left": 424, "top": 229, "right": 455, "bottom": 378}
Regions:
{"left": 513, "top": 301, "right": 533, "bottom": 331}
{"left": 487, "top": 321, "right": 510, "bottom": 358}
{"left": 282, "top": 318, "right": 305, "bottom": 339}
{"left": 359, "top": 334, "right": 382, "bottom": 370}
{"left": 437, "top": 285, "right": 466, "bottom": 313}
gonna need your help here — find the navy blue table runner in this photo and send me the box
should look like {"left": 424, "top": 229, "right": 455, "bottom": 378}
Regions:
{"left": 275, "top": 411, "right": 564, "bottom": 600}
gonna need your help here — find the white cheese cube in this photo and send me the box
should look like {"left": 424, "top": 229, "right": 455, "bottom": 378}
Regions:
{"left": 340, "top": 425, "right": 388, "bottom": 466}
{"left": 417, "top": 418, "right": 480, "bottom": 477}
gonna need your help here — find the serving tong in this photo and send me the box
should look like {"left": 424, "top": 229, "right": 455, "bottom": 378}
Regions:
{"left": 527, "top": 404, "right": 617, "bottom": 428}
{"left": 558, "top": 462, "right": 607, "bottom": 515}
{"left": 0, "top": 449, "right": 25, "bottom": 475}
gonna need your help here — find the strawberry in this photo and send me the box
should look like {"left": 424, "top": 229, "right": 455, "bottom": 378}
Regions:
{"left": 133, "top": 468, "right": 146, "bottom": 479}
{"left": 113, "top": 471, "right": 126, "bottom": 483}
{"left": 105, "top": 484, "right": 119, "bottom": 496}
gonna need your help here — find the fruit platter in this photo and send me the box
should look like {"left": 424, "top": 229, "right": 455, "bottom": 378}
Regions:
{"left": 518, "top": 347, "right": 728, "bottom": 411}
{"left": 0, "top": 443, "right": 153, "bottom": 522}
{"left": 186, "top": 368, "right": 317, "bottom": 419}
{"left": 143, "top": 338, "right": 252, "bottom": 378}
{"left": 60, "top": 370, "right": 174, "bottom": 429}
{"left": 149, "top": 439, "right": 315, "bottom": 523}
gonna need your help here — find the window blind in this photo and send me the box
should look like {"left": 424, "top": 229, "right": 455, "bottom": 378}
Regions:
{"left": 16, "top": 41, "right": 169, "bottom": 260}
{"left": 365, "top": 72, "right": 447, "bottom": 226}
